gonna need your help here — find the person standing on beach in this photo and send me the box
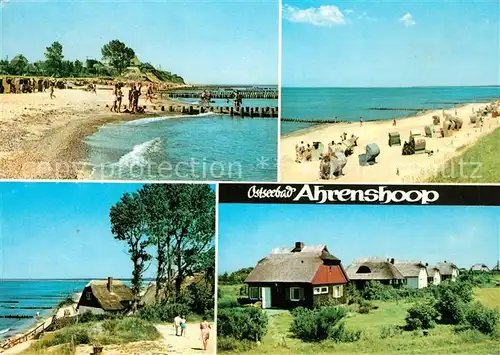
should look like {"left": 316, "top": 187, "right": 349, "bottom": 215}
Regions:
{"left": 49, "top": 83, "right": 55, "bottom": 99}
{"left": 200, "top": 317, "right": 211, "bottom": 352}
{"left": 393, "top": 118, "right": 397, "bottom": 126}
{"left": 360, "top": 116, "right": 364, "bottom": 126}
{"left": 116, "top": 84, "right": 123, "bottom": 113}
{"left": 173, "top": 315, "right": 182, "bottom": 336}
{"left": 128, "top": 84, "right": 134, "bottom": 110}
{"left": 110, "top": 84, "right": 118, "bottom": 112}
{"left": 133, "top": 85, "right": 141, "bottom": 113}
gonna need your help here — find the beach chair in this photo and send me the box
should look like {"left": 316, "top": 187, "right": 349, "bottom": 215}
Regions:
{"left": 311, "top": 142, "right": 324, "bottom": 161}
{"left": 410, "top": 130, "right": 423, "bottom": 139}
{"left": 432, "top": 115, "right": 440, "bottom": 125}
{"left": 365, "top": 143, "right": 380, "bottom": 164}
{"left": 388, "top": 132, "right": 401, "bottom": 147}
{"left": 330, "top": 152, "right": 347, "bottom": 177}
{"left": 452, "top": 117, "right": 463, "bottom": 130}
{"left": 4, "top": 78, "right": 11, "bottom": 94}
{"left": 424, "top": 125, "right": 434, "bottom": 138}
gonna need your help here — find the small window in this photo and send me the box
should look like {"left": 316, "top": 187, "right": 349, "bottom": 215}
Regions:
{"left": 314, "top": 286, "right": 329, "bottom": 295}
{"left": 290, "top": 287, "right": 301, "bottom": 301}
{"left": 249, "top": 287, "right": 260, "bottom": 300}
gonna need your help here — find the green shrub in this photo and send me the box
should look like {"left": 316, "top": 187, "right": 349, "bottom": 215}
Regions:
{"left": 435, "top": 288, "right": 465, "bottom": 324}
{"left": 217, "top": 336, "right": 255, "bottom": 352}
{"left": 48, "top": 326, "right": 91, "bottom": 346}
{"left": 358, "top": 306, "right": 370, "bottom": 314}
{"left": 464, "top": 302, "right": 500, "bottom": 335}
{"left": 329, "top": 322, "right": 362, "bottom": 342}
{"left": 179, "top": 282, "right": 214, "bottom": 316}
{"left": 218, "top": 299, "right": 240, "bottom": 309}
{"left": 291, "top": 307, "right": 352, "bottom": 342}
{"left": 405, "top": 301, "right": 438, "bottom": 330}
{"left": 380, "top": 325, "right": 402, "bottom": 339}
{"left": 79, "top": 312, "right": 119, "bottom": 324}
{"left": 217, "top": 307, "right": 268, "bottom": 341}
{"left": 138, "top": 302, "right": 190, "bottom": 322}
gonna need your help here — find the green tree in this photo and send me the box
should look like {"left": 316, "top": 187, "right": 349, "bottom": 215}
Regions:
{"left": 0, "top": 59, "right": 10, "bottom": 75}
{"left": 109, "top": 192, "right": 151, "bottom": 312}
{"left": 73, "top": 60, "right": 83, "bottom": 76}
{"left": 44, "top": 41, "right": 64, "bottom": 76}
{"left": 101, "top": 40, "right": 135, "bottom": 74}
{"left": 139, "top": 184, "right": 215, "bottom": 302}
{"left": 9, "top": 54, "right": 29, "bottom": 75}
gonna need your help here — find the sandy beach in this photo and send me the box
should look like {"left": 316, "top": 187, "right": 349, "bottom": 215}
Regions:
{"left": 280, "top": 102, "right": 500, "bottom": 183}
{"left": 0, "top": 86, "right": 188, "bottom": 180}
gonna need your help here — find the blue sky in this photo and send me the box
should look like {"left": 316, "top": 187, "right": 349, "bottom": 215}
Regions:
{"left": 0, "top": 0, "right": 278, "bottom": 85}
{"left": 282, "top": 0, "right": 500, "bottom": 87}
{"left": 0, "top": 182, "right": 214, "bottom": 279}
{"left": 218, "top": 204, "right": 500, "bottom": 273}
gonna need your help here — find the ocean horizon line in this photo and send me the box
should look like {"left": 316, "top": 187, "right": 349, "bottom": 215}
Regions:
{"left": 282, "top": 85, "right": 500, "bottom": 89}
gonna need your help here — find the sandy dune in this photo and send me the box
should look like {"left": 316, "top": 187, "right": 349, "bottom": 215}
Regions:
{"left": 280, "top": 102, "right": 500, "bottom": 183}
{"left": 74, "top": 323, "right": 215, "bottom": 355}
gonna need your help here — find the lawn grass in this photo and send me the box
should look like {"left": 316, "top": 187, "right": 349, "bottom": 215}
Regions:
{"left": 474, "top": 288, "right": 500, "bottom": 309}
{"left": 428, "top": 126, "right": 500, "bottom": 183}
{"left": 218, "top": 285, "right": 500, "bottom": 354}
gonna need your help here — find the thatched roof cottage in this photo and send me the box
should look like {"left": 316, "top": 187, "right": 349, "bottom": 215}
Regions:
{"left": 244, "top": 242, "right": 349, "bottom": 309}
{"left": 470, "top": 264, "right": 490, "bottom": 272}
{"left": 77, "top": 277, "right": 133, "bottom": 315}
{"left": 346, "top": 258, "right": 405, "bottom": 288}
{"left": 437, "top": 261, "right": 459, "bottom": 281}
{"left": 425, "top": 265, "right": 441, "bottom": 285}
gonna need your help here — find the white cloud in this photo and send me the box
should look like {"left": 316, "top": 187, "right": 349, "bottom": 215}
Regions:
{"left": 399, "top": 13, "right": 416, "bottom": 27}
{"left": 283, "top": 4, "right": 347, "bottom": 27}
{"left": 344, "top": 9, "right": 354, "bottom": 14}
{"left": 0, "top": 0, "right": 10, "bottom": 7}
{"left": 357, "top": 11, "right": 377, "bottom": 22}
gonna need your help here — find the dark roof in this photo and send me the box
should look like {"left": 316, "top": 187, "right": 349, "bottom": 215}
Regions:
{"left": 85, "top": 280, "right": 133, "bottom": 311}
{"left": 346, "top": 259, "right": 405, "bottom": 281}
{"left": 245, "top": 245, "right": 341, "bottom": 283}
{"left": 437, "top": 262, "right": 459, "bottom": 276}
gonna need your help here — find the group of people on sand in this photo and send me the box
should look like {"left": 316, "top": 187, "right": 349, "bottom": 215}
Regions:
{"left": 233, "top": 92, "right": 243, "bottom": 110}
{"left": 295, "top": 133, "right": 358, "bottom": 163}
{"left": 173, "top": 315, "right": 212, "bottom": 352}
{"left": 110, "top": 82, "right": 155, "bottom": 114}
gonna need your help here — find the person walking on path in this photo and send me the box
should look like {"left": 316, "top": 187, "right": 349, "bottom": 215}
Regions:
{"left": 200, "top": 317, "right": 211, "bottom": 352}
{"left": 173, "top": 315, "right": 182, "bottom": 336}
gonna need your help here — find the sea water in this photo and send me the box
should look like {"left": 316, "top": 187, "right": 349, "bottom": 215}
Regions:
{"left": 281, "top": 86, "right": 500, "bottom": 135}
{"left": 0, "top": 280, "right": 87, "bottom": 340}
{"left": 86, "top": 105, "right": 278, "bottom": 181}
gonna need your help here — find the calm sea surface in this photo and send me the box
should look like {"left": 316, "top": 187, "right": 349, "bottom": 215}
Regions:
{"left": 281, "top": 87, "right": 500, "bottom": 134}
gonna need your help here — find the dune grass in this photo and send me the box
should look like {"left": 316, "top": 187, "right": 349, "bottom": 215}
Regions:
{"left": 23, "top": 317, "right": 160, "bottom": 354}
{"left": 428, "top": 127, "right": 500, "bottom": 183}
{"left": 218, "top": 284, "right": 500, "bottom": 354}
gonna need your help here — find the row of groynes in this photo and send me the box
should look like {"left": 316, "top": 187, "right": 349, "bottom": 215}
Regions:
{"left": 108, "top": 104, "right": 279, "bottom": 118}
{"left": 165, "top": 90, "right": 278, "bottom": 99}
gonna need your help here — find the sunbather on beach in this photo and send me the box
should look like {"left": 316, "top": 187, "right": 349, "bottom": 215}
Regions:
{"left": 116, "top": 85, "right": 123, "bottom": 113}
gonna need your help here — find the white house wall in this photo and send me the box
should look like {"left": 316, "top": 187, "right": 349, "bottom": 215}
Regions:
{"left": 418, "top": 268, "right": 428, "bottom": 288}
{"left": 78, "top": 306, "right": 106, "bottom": 315}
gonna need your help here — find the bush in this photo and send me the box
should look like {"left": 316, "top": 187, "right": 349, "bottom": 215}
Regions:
{"left": 329, "top": 322, "right": 362, "bottom": 342}
{"left": 380, "top": 325, "right": 402, "bottom": 339}
{"left": 217, "top": 307, "right": 268, "bottom": 341}
{"left": 138, "top": 303, "right": 190, "bottom": 322}
{"left": 50, "top": 326, "right": 91, "bottom": 346}
{"left": 405, "top": 301, "right": 438, "bottom": 330}
{"left": 464, "top": 302, "right": 500, "bottom": 335}
{"left": 435, "top": 288, "right": 465, "bottom": 324}
{"left": 218, "top": 299, "right": 240, "bottom": 309}
{"left": 291, "top": 307, "right": 350, "bottom": 342}
{"left": 79, "top": 312, "right": 119, "bottom": 324}
{"left": 179, "top": 282, "right": 214, "bottom": 316}
{"left": 217, "top": 336, "right": 255, "bottom": 352}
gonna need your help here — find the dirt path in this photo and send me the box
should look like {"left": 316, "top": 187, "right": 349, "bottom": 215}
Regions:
{"left": 74, "top": 322, "right": 214, "bottom": 355}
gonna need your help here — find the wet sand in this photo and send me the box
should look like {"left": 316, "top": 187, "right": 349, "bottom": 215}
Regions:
{"left": 0, "top": 86, "right": 189, "bottom": 179}
{"left": 280, "top": 102, "right": 500, "bottom": 183}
